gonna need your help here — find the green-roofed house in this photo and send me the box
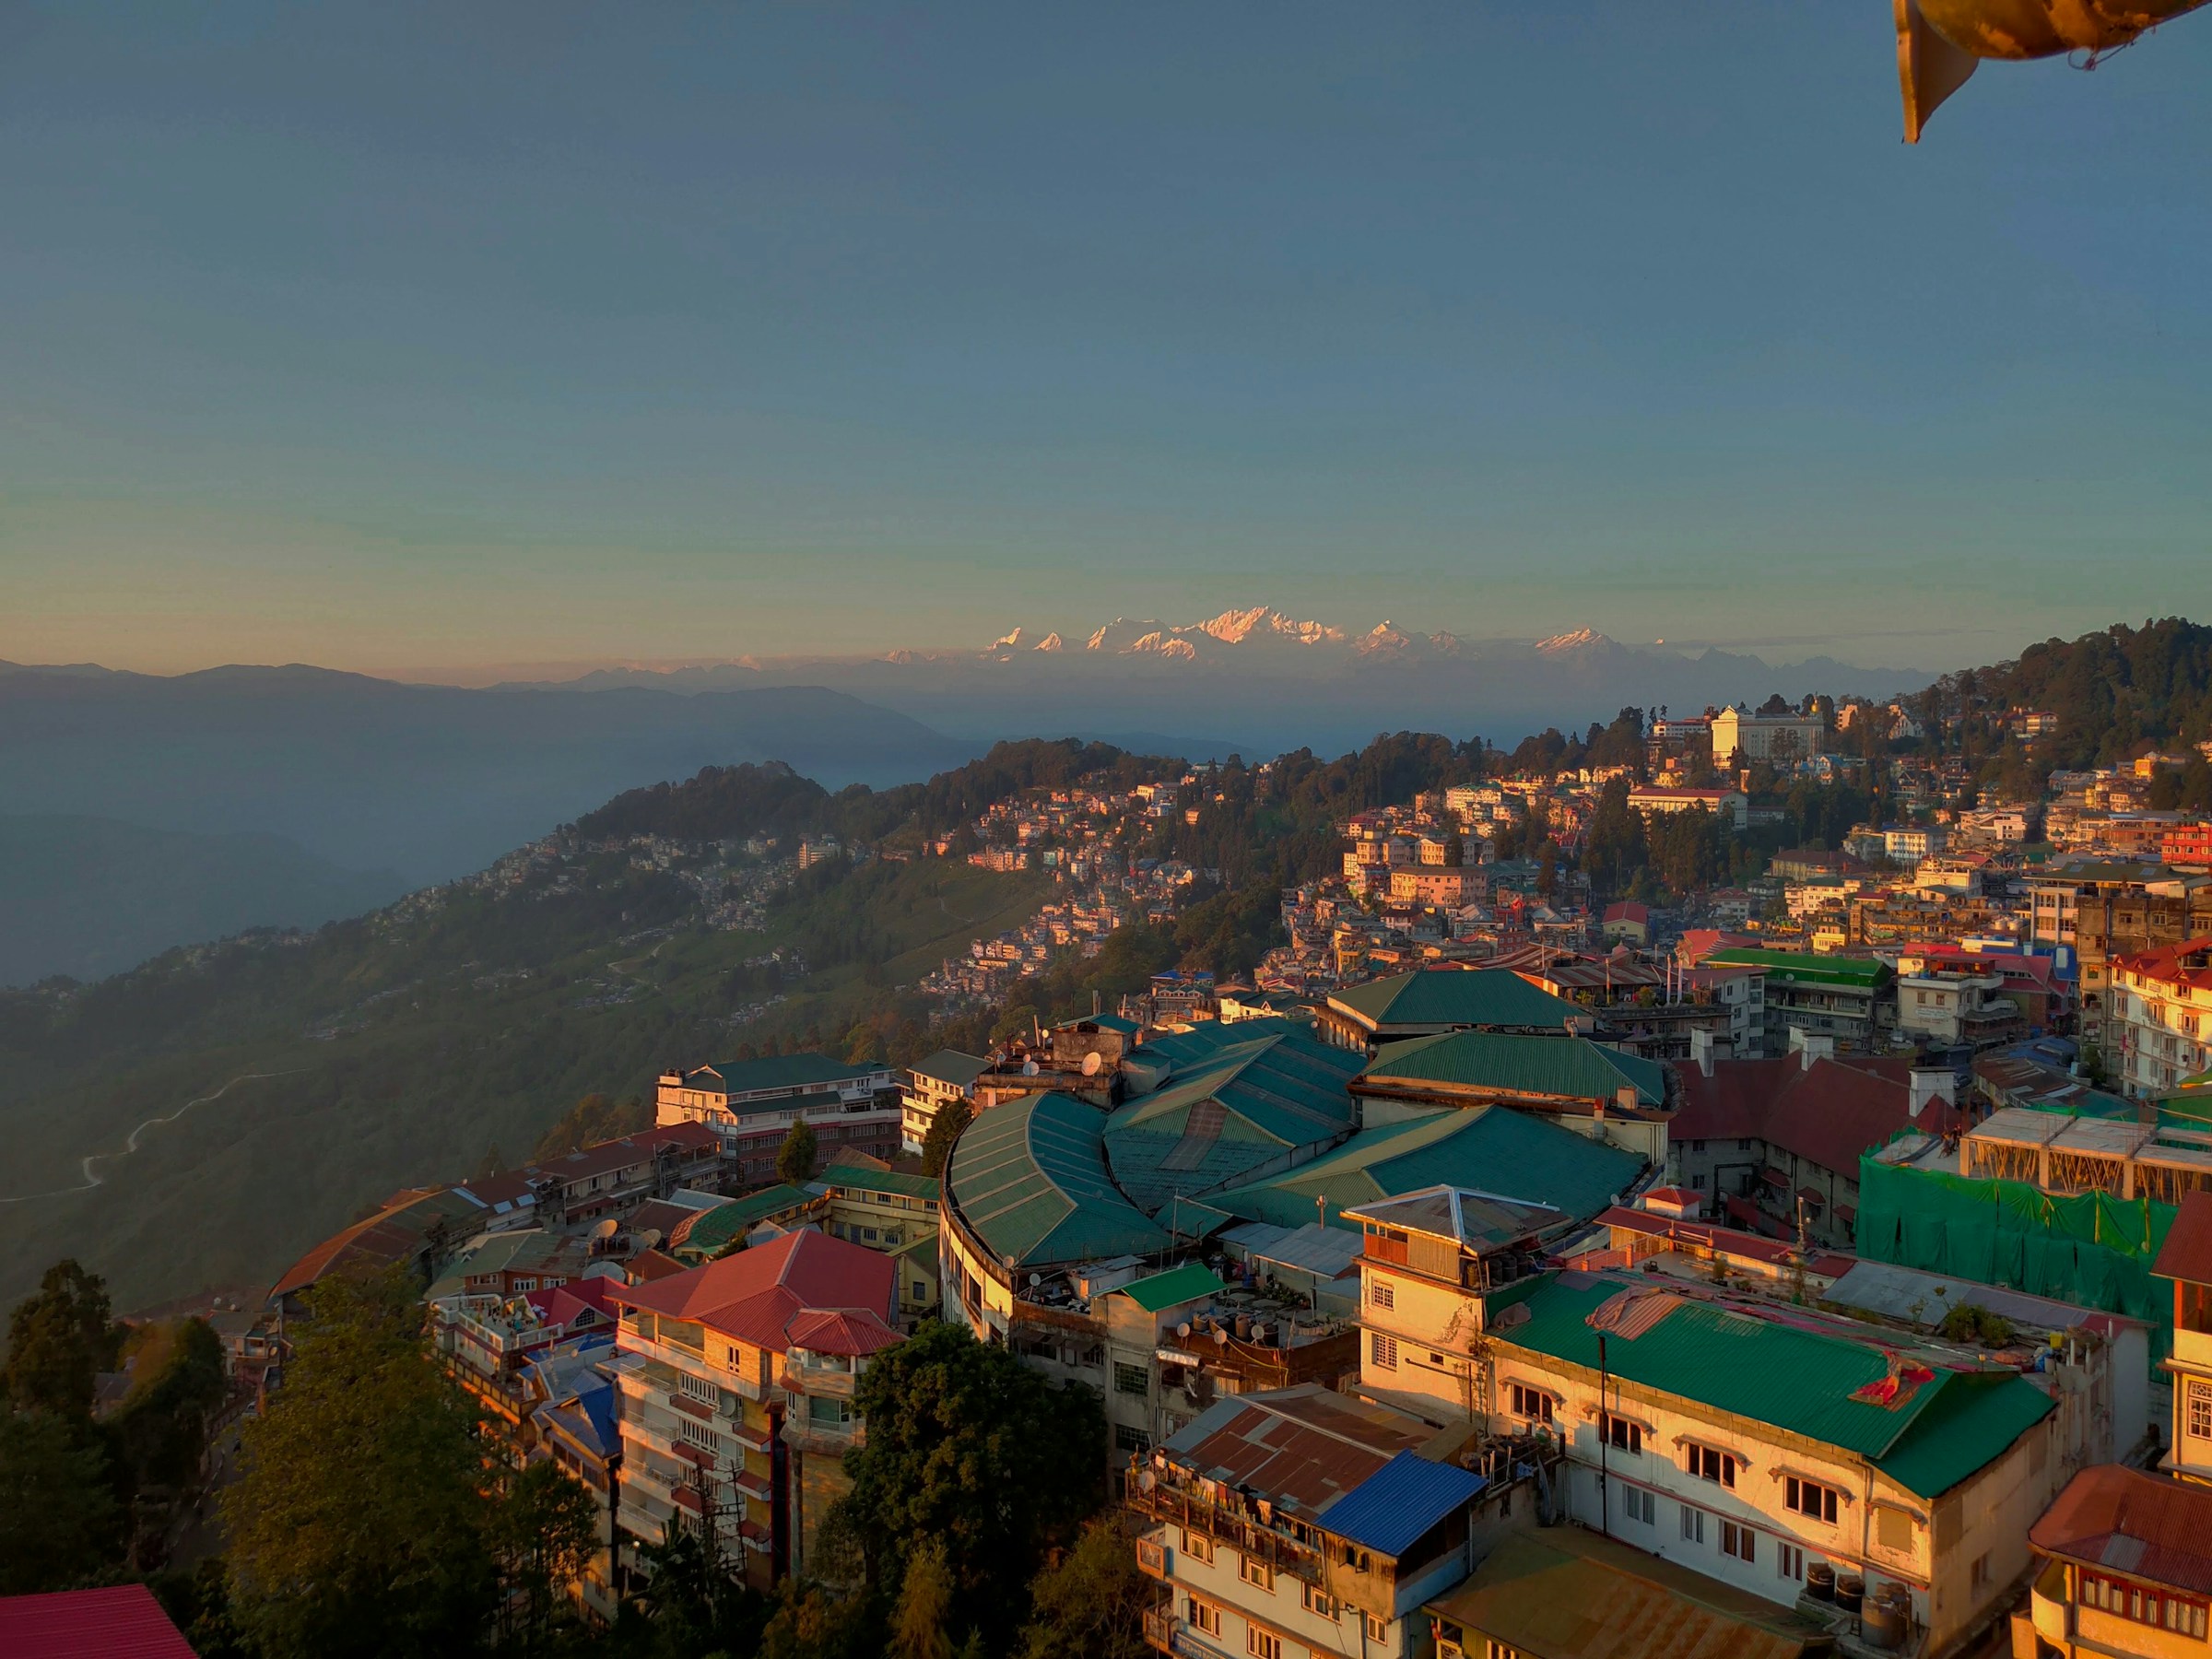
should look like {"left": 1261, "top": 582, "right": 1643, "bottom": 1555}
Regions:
{"left": 668, "top": 1184, "right": 819, "bottom": 1261}
{"left": 1352, "top": 1029, "right": 1674, "bottom": 1164}
{"left": 1103, "top": 1027, "right": 1362, "bottom": 1218}
{"left": 942, "top": 1091, "right": 1171, "bottom": 1340}
{"left": 1361, "top": 1261, "right": 2061, "bottom": 1653}
{"left": 1194, "top": 1103, "right": 1646, "bottom": 1234}
{"left": 1703, "top": 947, "right": 1894, "bottom": 1056}
{"left": 1317, "top": 968, "right": 1594, "bottom": 1054}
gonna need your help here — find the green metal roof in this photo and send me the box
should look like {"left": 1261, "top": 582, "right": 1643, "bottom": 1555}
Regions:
{"left": 1497, "top": 1274, "right": 2053, "bottom": 1500}
{"left": 1200, "top": 1105, "right": 1643, "bottom": 1232}
{"left": 1104, "top": 1030, "right": 1361, "bottom": 1213}
{"left": 1139, "top": 1017, "right": 1304, "bottom": 1065}
{"left": 1329, "top": 969, "right": 1587, "bottom": 1032}
{"left": 821, "top": 1167, "right": 942, "bottom": 1202}
{"left": 1116, "top": 1261, "right": 1226, "bottom": 1312}
{"left": 910, "top": 1048, "right": 989, "bottom": 1088}
{"left": 1702, "top": 948, "right": 1889, "bottom": 989}
{"left": 947, "top": 1091, "right": 1171, "bottom": 1269}
{"left": 690, "top": 1052, "right": 882, "bottom": 1093}
{"left": 1360, "top": 1030, "right": 1666, "bottom": 1108}
{"left": 1060, "top": 1012, "right": 1140, "bottom": 1035}
{"left": 673, "top": 1184, "right": 817, "bottom": 1257}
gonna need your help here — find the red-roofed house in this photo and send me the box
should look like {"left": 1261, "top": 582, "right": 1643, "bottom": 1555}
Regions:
{"left": 0, "top": 1585, "right": 199, "bottom": 1659}
{"left": 606, "top": 1229, "right": 899, "bottom": 1587}
{"left": 2021, "top": 1465, "right": 2212, "bottom": 1653}
{"left": 1600, "top": 900, "right": 1650, "bottom": 945}
{"left": 2111, "top": 938, "right": 2212, "bottom": 1100}
{"left": 2156, "top": 1190, "right": 2212, "bottom": 1488}
{"left": 1669, "top": 1051, "right": 1960, "bottom": 1248}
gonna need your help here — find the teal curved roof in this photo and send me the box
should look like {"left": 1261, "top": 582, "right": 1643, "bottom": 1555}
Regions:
{"left": 1201, "top": 1105, "right": 1644, "bottom": 1232}
{"left": 1360, "top": 1030, "right": 1666, "bottom": 1108}
{"left": 947, "top": 1091, "right": 1170, "bottom": 1269}
{"left": 1329, "top": 969, "right": 1586, "bottom": 1032}
{"left": 1105, "top": 1030, "right": 1361, "bottom": 1213}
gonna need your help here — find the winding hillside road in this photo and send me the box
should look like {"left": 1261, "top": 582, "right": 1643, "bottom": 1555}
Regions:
{"left": 0, "top": 1069, "right": 308, "bottom": 1206}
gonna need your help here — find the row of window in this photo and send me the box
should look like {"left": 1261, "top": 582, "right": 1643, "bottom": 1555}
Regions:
{"left": 2080, "top": 1570, "right": 2211, "bottom": 1638}
{"left": 1183, "top": 1594, "right": 1386, "bottom": 1656}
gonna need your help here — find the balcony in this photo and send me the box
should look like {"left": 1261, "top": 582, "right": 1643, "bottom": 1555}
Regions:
{"left": 778, "top": 1362, "right": 857, "bottom": 1399}
{"left": 1123, "top": 1470, "right": 1325, "bottom": 1589}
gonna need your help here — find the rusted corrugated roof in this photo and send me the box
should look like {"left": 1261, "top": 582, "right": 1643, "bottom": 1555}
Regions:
{"left": 1159, "top": 1383, "right": 1433, "bottom": 1518}
{"left": 1429, "top": 1526, "right": 1833, "bottom": 1659}
{"left": 2031, "top": 1465, "right": 2212, "bottom": 1594}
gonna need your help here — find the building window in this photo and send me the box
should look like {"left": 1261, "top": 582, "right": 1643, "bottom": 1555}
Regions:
{"left": 677, "top": 1371, "right": 719, "bottom": 1405}
{"left": 678, "top": 1418, "right": 718, "bottom": 1455}
{"left": 1246, "top": 1630, "right": 1282, "bottom": 1659}
{"left": 1113, "top": 1424, "right": 1150, "bottom": 1454}
{"left": 1302, "top": 1584, "right": 1337, "bottom": 1619}
{"left": 1488, "top": 1644, "right": 1522, "bottom": 1659}
{"left": 2189, "top": 1382, "right": 2212, "bottom": 1441}
{"left": 1188, "top": 1598, "right": 1221, "bottom": 1637}
{"left": 1364, "top": 1611, "right": 1388, "bottom": 1642}
{"left": 1369, "top": 1279, "right": 1395, "bottom": 1311}
{"left": 1371, "top": 1333, "right": 1398, "bottom": 1371}
{"left": 1508, "top": 1382, "right": 1554, "bottom": 1423}
{"left": 1785, "top": 1476, "right": 1840, "bottom": 1524}
{"left": 1680, "top": 1504, "right": 1705, "bottom": 1544}
{"left": 1239, "top": 1555, "right": 1274, "bottom": 1592}
{"left": 1114, "top": 1362, "right": 1149, "bottom": 1396}
{"left": 1601, "top": 1414, "right": 1641, "bottom": 1454}
{"left": 1722, "top": 1521, "right": 1756, "bottom": 1563}
{"left": 1623, "top": 1487, "right": 1654, "bottom": 1525}
{"left": 1778, "top": 1545, "right": 1804, "bottom": 1583}
{"left": 1970, "top": 1553, "right": 1991, "bottom": 1593}
{"left": 2079, "top": 1571, "right": 2209, "bottom": 1639}
{"left": 1180, "top": 1529, "right": 1214, "bottom": 1565}
{"left": 1684, "top": 1445, "right": 1735, "bottom": 1488}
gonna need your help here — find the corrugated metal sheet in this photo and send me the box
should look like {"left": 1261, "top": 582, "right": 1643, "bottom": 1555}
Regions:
{"left": 1313, "top": 1451, "right": 1484, "bottom": 1557}
{"left": 947, "top": 1091, "right": 1170, "bottom": 1267}
{"left": 1361, "top": 1028, "right": 1666, "bottom": 1106}
{"left": 1331, "top": 968, "right": 1586, "bottom": 1030}
{"left": 1430, "top": 1527, "right": 1833, "bottom": 1659}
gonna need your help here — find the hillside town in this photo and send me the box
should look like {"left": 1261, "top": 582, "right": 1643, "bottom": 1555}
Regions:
{"left": 42, "top": 692, "right": 2212, "bottom": 1659}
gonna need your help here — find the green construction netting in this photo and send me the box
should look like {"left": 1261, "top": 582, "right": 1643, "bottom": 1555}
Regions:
{"left": 1855, "top": 1151, "right": 2176, "bottom": 1375}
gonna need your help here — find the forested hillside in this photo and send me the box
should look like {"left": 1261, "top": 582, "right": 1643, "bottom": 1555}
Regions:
{"left": 1911, "top": 618, "right": 2212, "bottom": 798}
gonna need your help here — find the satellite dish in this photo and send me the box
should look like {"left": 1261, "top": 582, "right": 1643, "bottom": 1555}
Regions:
{"left": 1082, "top": 1052, "right": 1103, "bottom": 1077}
{"left": 1022, "top": 1059, "right": 1040, "bottom": 1077}
{"left": 1214, "top": 1329, "right": 1229, "bottom": 1347}
{"left": 1177, "top": 1322, "right": 1191, "bottom": 1339}
{"left": 1138, "top": 1469, "right": 1156, "bottom": 1491}
{"left": 638, "top": 1229, "right": 663, "bottom": 1249}
{"left": 1029, "top": 1273, "right": 1042, "bottom": 1288}
{"left": 590, "top": 1218, "right": 618, "bottom": 1241}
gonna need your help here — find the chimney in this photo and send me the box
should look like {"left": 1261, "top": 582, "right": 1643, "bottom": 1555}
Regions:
{"left": 1689, "top": 1028, "right": 1715, "bottom": 1078}
{"left": 1908, "top": 1068, "right": 1955, "bottom": 1121}
{"left": 1789, "top": 1028, "right": 1835, "bottom": 1072}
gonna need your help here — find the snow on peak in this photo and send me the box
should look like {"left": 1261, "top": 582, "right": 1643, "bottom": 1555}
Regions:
{"left": 1124, "top": 630, "right": 1198, "bottom": 661}
{"left": 1535, "top": 627, "right": 1606, "bottom": 653}
{"left": 1085, "top": 623, "right": 1114, "bottom": 652}
{"left": 987, "top": 627, "right": 1024, "bottom": 652}
{"left": 1033, "top": 631, "right": 1064, "bottom": 652}
{"left": 1359, "top": 620, "right": 1414, "bottom": 653}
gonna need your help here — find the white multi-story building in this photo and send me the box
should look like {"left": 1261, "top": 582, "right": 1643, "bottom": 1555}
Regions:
{"left": 1348, "top": 1185, "right": 2068, "bottom": 1656}
{"left": 1124, "top": 1384, "right": 1490, "bottom": 1659}
{"left": 2109, "top": 939, "right": 2212, "bottom": 1098}
{"left": 900, "top": 1048, "right": 986, "bottom": 1154}
{"left": 1712, "top": 707, "right": 1825, "bottom": 769}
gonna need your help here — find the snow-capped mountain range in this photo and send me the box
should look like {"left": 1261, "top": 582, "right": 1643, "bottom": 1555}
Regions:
{"left": 507, "top": 605, "right": 1928, "bottom": 759}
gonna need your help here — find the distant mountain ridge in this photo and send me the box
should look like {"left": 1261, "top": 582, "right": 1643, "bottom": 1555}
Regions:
{"left": 495, "top": 605, "right": 1930, "bottom": 756}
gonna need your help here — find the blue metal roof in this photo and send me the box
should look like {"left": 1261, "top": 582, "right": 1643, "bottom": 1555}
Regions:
{"left": 1318, "top": 1451, "right": 1486, "bottom": 1558}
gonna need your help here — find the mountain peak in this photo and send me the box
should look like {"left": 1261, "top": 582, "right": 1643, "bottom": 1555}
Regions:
{"left": 1033, "top": 631, "right": 1064, "bottom": 653}
{"left": 1535, "top": 627, "right": 1610, "bottom": 654}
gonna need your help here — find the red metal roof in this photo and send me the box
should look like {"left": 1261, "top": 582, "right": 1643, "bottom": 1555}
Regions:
{"left": 1673, "top": 1054, "right": 1947, "bottom": 1182}
{"left": 610, "top": 1230, "right": 895, "bottom": 1351}
{"left": 0, "top": 1585, "right": 200, "bottom": 1659}
{"left": 2153, "top": 1191, "right": 2212, "bottom": 1287}
{"left": 2031, "top": 1465, "right": 2212, "bottom": 1595}
{"left": 784, "top": 1307, "right": 903, "bottom": 1358}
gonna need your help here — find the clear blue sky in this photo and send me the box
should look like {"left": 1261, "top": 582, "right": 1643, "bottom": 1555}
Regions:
{"left": 2, "top": 3, "right": 2207, "bottom": 675}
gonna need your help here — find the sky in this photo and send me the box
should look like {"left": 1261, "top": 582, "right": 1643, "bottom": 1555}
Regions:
{"left": 2, "top": 2, "right": 2208, "bottom": 677}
